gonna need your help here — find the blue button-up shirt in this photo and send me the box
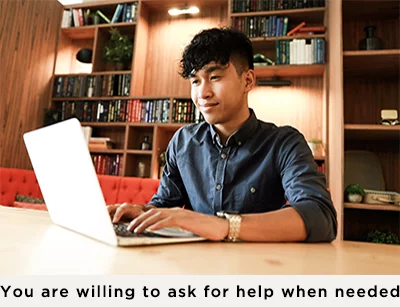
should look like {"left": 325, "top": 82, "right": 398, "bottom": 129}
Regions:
{"left": 149, "top": 109, "right": 337, "bottom": 242}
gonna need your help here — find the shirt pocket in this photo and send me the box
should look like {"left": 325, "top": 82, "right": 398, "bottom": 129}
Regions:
{"left": 232, "top": 180, "right": 262, "bottom": 214}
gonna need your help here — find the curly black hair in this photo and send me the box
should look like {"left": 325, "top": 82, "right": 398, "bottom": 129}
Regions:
{"left": 179, "top": 27, "right": 254, "bottom": 79}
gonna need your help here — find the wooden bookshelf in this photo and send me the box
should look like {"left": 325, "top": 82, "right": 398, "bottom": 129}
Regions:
{"left": 340, "top": 0, "right": 400, "bottom": 243}
{"left": 255, "top": 64, "right": 324, "bottom": 77}
{"left": 343, "top": 49, "right": 400, "bottom": 77}
{"left": 344, "top": 202, "right": 400, "bottom": 212}
{"left": 344, "top": 125, "right": 400, "bottom": 141}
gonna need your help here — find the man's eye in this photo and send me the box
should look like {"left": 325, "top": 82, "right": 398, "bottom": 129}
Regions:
{"left": 191, "top": 80, "right": 199, "bottom": 85}
{"left": 210, "top": 76, "right": 220, "bottom": 80}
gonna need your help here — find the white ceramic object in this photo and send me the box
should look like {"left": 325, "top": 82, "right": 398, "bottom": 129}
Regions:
{"left": 348, "top": 194, "right": 362, "bottom": 203}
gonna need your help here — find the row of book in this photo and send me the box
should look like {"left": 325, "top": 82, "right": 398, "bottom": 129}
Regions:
{"left": 53, "top": 74, "right": 131, "bottom": 98}
{"left": 233, "top": 16, "right": 289, "bottom": 38}
{"left": 57, "top": 99, "right": 170, "bottom": 123}
{"left": 172, "top": 100, "right": 205, "bottom": 124}
{"left": 92, "top": 154, "right": 123, "bottom": 176}
{"left": 231, "top": 0, "right": 325, "bottom": 13}
{"left": 62, "top": 2, "right": 138, "bottom": 28}
{"left": 275, "top": 38, "right": 325, "bottom": 65}
{"left": 232, "top": 16, "right": 325, "bottom": 38}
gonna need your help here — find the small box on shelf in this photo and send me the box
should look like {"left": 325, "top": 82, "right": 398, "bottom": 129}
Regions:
{"left": 89, "top": 137, "right": 115, "bottom": 150}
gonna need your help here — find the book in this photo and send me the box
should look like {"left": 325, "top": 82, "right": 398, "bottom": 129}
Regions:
{"left": 111, "top": 4, "right": 124, "bottom": 23}
{"left": 287, "top": 21, "right": 306, "bottom": 36}
{"left": 299, "top": 26, "right": 326, "bottom": 33}
{"left": 96, "top": 10, "right": 111, "bottom": 24}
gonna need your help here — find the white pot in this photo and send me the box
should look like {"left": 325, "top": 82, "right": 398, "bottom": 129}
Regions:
{"left": 348, "top": 194, "right": 362, "bottom": 203}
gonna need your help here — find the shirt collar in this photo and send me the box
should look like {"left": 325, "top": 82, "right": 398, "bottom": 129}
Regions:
{"left": 209, "top": 108, "right": 259, "bottom": 147}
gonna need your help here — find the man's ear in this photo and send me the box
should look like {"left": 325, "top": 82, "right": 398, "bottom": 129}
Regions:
{"left": 243, "top": 69, "right": 256, "bottom": 93}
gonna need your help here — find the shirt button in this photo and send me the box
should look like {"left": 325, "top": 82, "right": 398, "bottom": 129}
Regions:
{"left": 216, "top": 184, "right": 222, "bottom": 190}
{"left": 250, "top": 187, "right": 256, "bottom": 193}
{"left": 221, "top": 153, "right": 227, "bottom": 159}
{"left": 237, "top": 141, "right": 242, "bottom": 146}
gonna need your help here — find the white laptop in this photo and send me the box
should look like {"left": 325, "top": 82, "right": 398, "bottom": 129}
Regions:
{"left": 23, "top": 118, "right": 206, "bottom": 246}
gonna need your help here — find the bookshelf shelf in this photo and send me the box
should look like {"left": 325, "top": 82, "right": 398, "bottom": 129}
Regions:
{"left": 344, "top": 202, "right": 400, "bottom": 212}
{"left": 343, "top": 50, "right": 400, "bottom": 77}
{"left": 89, "top": 149, "right": 124, "bottom": 154}
{"left": 344, "top": 125, "right": 400, "bottom": 141}
{"left": 126, "top": 150, "right": 152, "bottom": 155}
{"left": 251, "top": 34, "right": 325, "bottom": 48}
{"left": 231, "top": 7, "right": 325, "bottom": 24}
{"left": 62, "top": 26, "right": 96, "bottom": 39}
{"left": 255, "top": 64, "right": 324, "bottom": 77}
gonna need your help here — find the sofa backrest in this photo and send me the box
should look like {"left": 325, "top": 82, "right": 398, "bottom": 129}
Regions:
{"left": 0, "top": 167, "right": 160, "bottom": 207}
{"left": 0, "top": 168, "right": 43, "bottom": 206}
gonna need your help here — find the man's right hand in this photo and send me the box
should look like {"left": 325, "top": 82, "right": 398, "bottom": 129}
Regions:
{"left": 107, "top": 203, "right": 155, "bottom": 223}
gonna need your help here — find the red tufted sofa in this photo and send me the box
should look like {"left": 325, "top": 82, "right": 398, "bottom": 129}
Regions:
{"left": 0, "top": 167, "right": 160, "bottom": 210}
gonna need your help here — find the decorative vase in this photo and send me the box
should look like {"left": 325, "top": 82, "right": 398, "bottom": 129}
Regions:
{"left": 358, "top": 26, "right": 383, "bottom": 50}
{"left": 348, "top": 194, "right": 362, "bottom": 203}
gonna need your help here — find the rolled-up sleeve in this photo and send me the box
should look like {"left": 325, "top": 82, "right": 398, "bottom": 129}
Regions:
{"left": 278, "top": 127, "right": 337, "bottom": 242}
{"left": 147, "top": 129, "right": 188, "bottom": 209}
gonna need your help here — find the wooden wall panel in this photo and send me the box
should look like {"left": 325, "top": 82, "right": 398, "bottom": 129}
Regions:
{"left": 343, "top": 19, "right": 400, "bottom": 51}
{"left": 0, "top": 0, "right": 62, "bottom": 169}
{"left": 142, "top": 3, "right": 228, "bottom": 96}
{"left": 344, "top": 77, "right": 399, "bottom": 125}
{"left": 249, "top": 77, "right": 324, "bottom": 142}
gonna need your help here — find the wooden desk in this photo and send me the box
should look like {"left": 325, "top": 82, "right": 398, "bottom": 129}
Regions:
{"left": 0, "top": 207, "right": 399, "bottom": 274}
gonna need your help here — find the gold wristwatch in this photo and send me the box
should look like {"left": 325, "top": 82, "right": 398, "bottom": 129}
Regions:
{"left": 216, "top": 211, "right": 242, "bottom": 242}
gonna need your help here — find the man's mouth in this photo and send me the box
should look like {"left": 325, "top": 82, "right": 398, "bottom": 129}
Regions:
{"left": 199, "top": 102, "right": 219, "bottom": 113}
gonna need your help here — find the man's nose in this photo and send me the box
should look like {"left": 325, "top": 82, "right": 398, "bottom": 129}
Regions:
{"left": 198, "top": 81, "right": 212, "bottom": 100}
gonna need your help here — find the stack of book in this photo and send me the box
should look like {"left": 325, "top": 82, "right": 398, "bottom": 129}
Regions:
{"left": 89, "top": 137, "right": 115, "bottom": 150}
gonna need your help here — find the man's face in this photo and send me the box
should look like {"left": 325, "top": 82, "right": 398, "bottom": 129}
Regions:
{"left": 189, "top": 61, "right": 253, "bottom": 127}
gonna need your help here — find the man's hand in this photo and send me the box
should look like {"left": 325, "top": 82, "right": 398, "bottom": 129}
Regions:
{"left": 107, "top": 203, "right": 154, "bottom": 223}
{"left": 127, "top": 207, "right": 229, "bottom": 241}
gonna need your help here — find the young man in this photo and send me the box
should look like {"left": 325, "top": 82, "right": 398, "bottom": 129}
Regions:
{"left": 109, "top": 28, "right": 337, "bottom": 242}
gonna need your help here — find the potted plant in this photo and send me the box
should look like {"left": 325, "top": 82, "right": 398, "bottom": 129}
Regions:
{"left": 103, "top": 28, "right": 133, "bottom": 70}
{"left": 345, "top": 184, "right": 365, "bottom": 203}
{"left": 366, "top": 230, "right": 400, "bottom": 245}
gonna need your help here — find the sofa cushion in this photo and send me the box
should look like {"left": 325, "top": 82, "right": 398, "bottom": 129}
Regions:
{"left": 0, "top": 168, "right": 43, "bottom": 206}
{"left": 118, "top": 177, "right": 159, "bottom": 205}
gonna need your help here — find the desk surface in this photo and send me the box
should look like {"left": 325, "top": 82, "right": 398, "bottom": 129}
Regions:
{"left": 0, "top": 207, "right": 399, "bottom": 274}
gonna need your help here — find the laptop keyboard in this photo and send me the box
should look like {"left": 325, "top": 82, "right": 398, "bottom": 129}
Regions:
{"left": 113, "top": 223, "right": 163, "bottom": 238}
